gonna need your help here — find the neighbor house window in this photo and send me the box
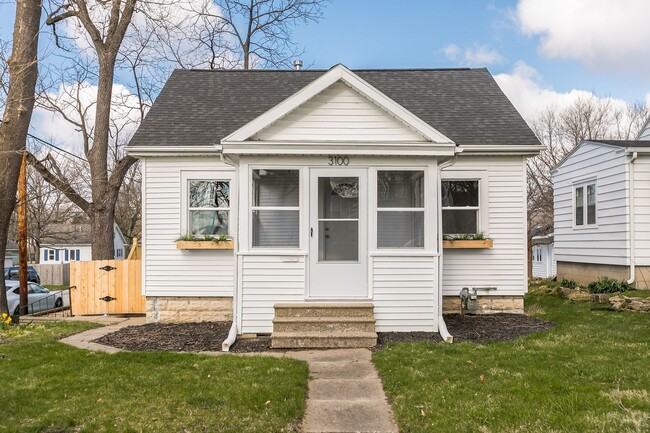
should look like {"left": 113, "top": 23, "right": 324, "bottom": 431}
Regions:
{"left": 441, "top": 180, "right": 480, "bottom": 234}
{"left": 115, "top": 248, "right": 123, "bottom": 259}
{"left": 188, "top": 180, "right": 230, "bottom": 236}
{"left": 534, "top": 247, "right": 542, "bottom": 262}
{"left": 252, "top": 169, "right": 299, "bottom": 247}
{"left": 575, "top": 182, "right": 596, "bottom": 227}
{"left": 377, "top": 170, "right": 425, "bottom": 248}
{"left": 48, "top": 249, "right": 55, "bottom": 261}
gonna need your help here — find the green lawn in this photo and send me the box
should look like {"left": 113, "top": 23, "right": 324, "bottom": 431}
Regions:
{"left": 0, "top": 322, "right": 308, "bottom": 433}
{"left": 373, "top": 292, "right": 650, "bottom": 433}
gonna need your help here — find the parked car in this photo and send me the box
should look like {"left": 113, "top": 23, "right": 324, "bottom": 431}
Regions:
{"left": 4, "top": 280, "right": 63, "bottom": 316}
{"left": 4, "top": 266, "right": 41, "bottom": 284}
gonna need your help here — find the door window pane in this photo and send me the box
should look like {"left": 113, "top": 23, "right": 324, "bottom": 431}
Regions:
{"left": 442, "top": 209, "right": 478, "bottom": 235}
{"left": 378, "top": 211, "right": 424, "bottom": 248}
{"left": 252, "top": 210, "right": 299, "bottom": 247}
{"left": 253, "top": 170, "right": 299, "bottom": 207}
{"left": 318, "top": 221, "right": 358, "bottom": 261}
{"left": 319, "top": 177, "right": 359, "bottom": 219}
{"left": 377, "top": 171, "right": 424, "bottom": 208}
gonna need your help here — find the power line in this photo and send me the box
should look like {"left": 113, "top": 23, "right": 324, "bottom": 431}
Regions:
{"left": 27, "top": 133, "right": 88, "bottom": 162}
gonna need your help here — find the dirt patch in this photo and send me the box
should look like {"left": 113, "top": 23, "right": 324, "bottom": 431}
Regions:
{"left": 93, "top": 314, "right": 554, "bottom": 353}
{"left": 92, "top": 322, "right": 231, "bottom": 352}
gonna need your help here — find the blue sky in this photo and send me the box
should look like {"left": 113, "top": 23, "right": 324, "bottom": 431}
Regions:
{"left": 1, "top": 0, "right": 649, "bottom": 146}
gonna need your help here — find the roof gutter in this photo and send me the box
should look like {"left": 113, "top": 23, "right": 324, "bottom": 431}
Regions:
{"left": 458, "top": 144, "right": 545, "bottom": 156}
{"left": 627, "top": 151, "right": 638, "bottom": 286}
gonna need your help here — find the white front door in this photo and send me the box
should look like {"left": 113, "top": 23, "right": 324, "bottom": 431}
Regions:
{"left": 309, "top": 168, "right": 368, "bottom": 298}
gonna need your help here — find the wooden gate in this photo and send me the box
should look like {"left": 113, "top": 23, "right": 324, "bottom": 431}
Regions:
{"left": 70, "top": 260, "right": 144, "bottom": 315}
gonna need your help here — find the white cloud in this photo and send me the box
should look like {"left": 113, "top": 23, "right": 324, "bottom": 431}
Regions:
{"left": 442, "top": 43, "right": 504, "bottom": 66}
{"left": 31, "top": 82, "right": 144, "bottom": 155}
{"left": 515, "top": 0, "right": 650, "bottom": 74}
{"left": 494, "top": 61, "right": 635, "bottom": 121}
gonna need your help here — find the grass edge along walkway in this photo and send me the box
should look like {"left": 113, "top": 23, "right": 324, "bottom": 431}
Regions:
{"left": 373, "top": 292, "right": 650, "bottom": 433}
{"left": 0, "top": 321, "right": 309, "bottom": 433}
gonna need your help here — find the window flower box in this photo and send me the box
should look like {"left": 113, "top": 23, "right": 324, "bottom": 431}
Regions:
{"left": 175, "top": 240, "right": 234, "bottom": 250}
{"left": 443, "top": 239, "right": 493, "bottom": 249}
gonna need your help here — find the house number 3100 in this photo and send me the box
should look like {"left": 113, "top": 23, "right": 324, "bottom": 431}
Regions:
{"left": 328, "top": 156, "right": 349, "bottom": 166}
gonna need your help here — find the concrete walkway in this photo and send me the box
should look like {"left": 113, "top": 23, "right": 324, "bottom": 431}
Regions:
{"left": 290, "top": 349, "right": 399, "bottom": 433}
{"left": 59, "top": 316, "right": 145, "bottom": 354}
{"left": 58, "top": 320, "right": 398, "bottom": 432}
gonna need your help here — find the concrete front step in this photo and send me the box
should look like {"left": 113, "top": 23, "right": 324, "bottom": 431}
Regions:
{"left": 271, "top": 331, "right": 378, "bottom": 349}
{"left": 273, "top": 316, "right": 376, "bottom": 333}
{"left": 274, "top": 303, "right": 374, "bottom": 318}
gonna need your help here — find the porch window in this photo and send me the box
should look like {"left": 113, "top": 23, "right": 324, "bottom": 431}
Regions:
{"left": 252, "top": 169, "right": 300, "bottom": 247}
{"left": 441, "top": 180, "right": 480, "bottom": 234}
{"left": 188, "top": 180, "right": 230, "bottom": 236}
{"left": 377, "top": 170, "right": 425, "bottom": 248}
{"left": 575, "top": 182, "right": 596, "bottom": 227}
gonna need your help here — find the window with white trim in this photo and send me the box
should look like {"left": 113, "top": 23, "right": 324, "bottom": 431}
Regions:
{"left": 252, "top": 169, "right": 299, "bottom": 247}
{"left": 441, "top": 180, "right": 480, "bottom": 234}
{"left": 188, "top": 180, "right": 230, "bottom": 236}
{"left": 575, "top": 182, "right": 596, "bottom": 227}
{"left": 377, "top": 170, "right": 425, "bottom": 248}
{"left": 534, "top": 246, "right": 542, "bottom": 262}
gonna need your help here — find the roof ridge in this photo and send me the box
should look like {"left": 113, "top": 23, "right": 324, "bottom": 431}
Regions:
{"left": 185, "top": 67, "right": 477, "bottom": 73}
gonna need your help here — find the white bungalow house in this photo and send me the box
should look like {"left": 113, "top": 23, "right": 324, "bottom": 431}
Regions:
{"left": 127, "top": 64, "right": 542, "bottom": 348}
{"left": 40, "top": 223, "right": 127, "bottom": 263}
{"left": 531, "top": 234, "right": 556, "bottom": 279}
{"left": 552, "top": 127, "right": 650, "bottom": 288}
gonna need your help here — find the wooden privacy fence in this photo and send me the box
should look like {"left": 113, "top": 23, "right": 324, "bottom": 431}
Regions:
{"left": 70, "top": 259, "right": 145, "bottom": 315}
{"left": 32, "top": 263, "right": 70, "bottom": 285}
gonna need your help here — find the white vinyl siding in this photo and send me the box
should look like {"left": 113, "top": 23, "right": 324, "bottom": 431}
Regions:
{"left": 442, "top": 156, "right": 527, "bottom": 296}
{"left": 143, "top": 157, "right": 236, "bottom": 297}
{"left": 632, "top": 154, "right": 650, "bottom": 265}
{"left": 554, "top": 142, "right": 628, "bottom": 266}
{"left": 240, "top": 255, "right": 306, "bottom": 333}
{"left": 532, "top": 244, "right": 556, "bottom": 279}
{"left": 253, "top": 82, "right": 427, "bottom": 143}
{"left": 372, "top": 255, "right": 437, "bottom": 332}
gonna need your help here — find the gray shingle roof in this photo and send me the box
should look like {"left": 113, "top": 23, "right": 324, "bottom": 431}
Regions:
{"left": 128, "top": 67, "right": 540, "bottom": 148}
{"left": 589, "top": 139, "right": 650, "bottom": 148}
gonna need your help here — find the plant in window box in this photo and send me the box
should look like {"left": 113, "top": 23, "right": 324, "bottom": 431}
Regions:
{"left": 175, "top": 233, "right": 234, "bottom": 250}
{"left": 442, "top": 232, "right": 493, "bottom": 249}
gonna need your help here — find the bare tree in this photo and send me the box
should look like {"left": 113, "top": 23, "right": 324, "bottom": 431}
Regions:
{"left": 0, "top": 0, "right": 42, "bottom": 314}
{"left": 185, "top": 0, "right": 327, "bottom": 69}
{"left": 27, "top": 0, "right": 139, "bottom": 260}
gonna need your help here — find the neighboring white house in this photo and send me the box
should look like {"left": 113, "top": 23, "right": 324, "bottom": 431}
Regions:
{"left": 532, "top": 234, "right": 556, "bottom": 279}
{"left": 127, "top": 64, "right": 543, "bottom": 347}
{"left": 39, "top": 224, "right": 127, "bottom": 263}
{"left": 4, "top": 241, "right": 18, "bottom": 267}
{"left": 552, "top": 134, "right": 650, "bottom": 288}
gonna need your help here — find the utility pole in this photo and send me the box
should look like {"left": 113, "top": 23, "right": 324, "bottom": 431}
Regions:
{"left": 18, "top": 150, "right": 28, "bottom": 316}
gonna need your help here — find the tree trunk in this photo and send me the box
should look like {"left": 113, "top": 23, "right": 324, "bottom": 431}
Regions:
{"left": 91, "top": 209, "right": 116, "bottom": 260}
{"left": 0, "top": 0, "right": 42, "bottom": 315}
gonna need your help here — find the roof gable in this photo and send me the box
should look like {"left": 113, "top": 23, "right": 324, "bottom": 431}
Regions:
{"left": 224, "top": 65, "right": 453, "bottom": 144}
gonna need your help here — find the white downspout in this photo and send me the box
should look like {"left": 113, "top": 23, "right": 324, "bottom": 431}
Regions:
{"left": 219, "top": 148, "right": 240, "bottom": 351}
{"left": 627, "top": 151, "right": 638, "bottom": 286}
{"left": 437, "top": 152, "right": 461, "bottom": 343}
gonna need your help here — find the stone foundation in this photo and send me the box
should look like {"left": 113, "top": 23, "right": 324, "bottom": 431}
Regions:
{"left": 557, "top": 261, "right": 650, "bottom": 290}
{"left": 146, "top": 296, "right": 233, "bottom": 323}
{"left": 443, "top": 295, "right": 524, "bottom": 314}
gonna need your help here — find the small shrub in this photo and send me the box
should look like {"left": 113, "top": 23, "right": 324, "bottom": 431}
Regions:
{"left": 587, "top": 276, "right": 632, "bottom": 294}
{"left": 560, "top": 278, "right": 577, "bottom": 289}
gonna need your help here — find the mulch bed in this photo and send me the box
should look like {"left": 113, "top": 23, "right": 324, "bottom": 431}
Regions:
{"left": 93, "top": 314, "right": 554, "bottom": 353}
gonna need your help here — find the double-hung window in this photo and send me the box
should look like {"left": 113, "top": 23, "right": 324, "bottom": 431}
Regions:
{"left": 441, "top": 180, "right": 481, "bottom": 235}
{"left": 377, "top": 170, "right": 425, "bottom": 248}
{"left": 575, "top": 182, "right": 596, "bottom": 227}
{"left": 188, "top": 180, "right": 230, "bottom": 236}
{"left": 252, "top": 169, "right": 300, "bottom": 247}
